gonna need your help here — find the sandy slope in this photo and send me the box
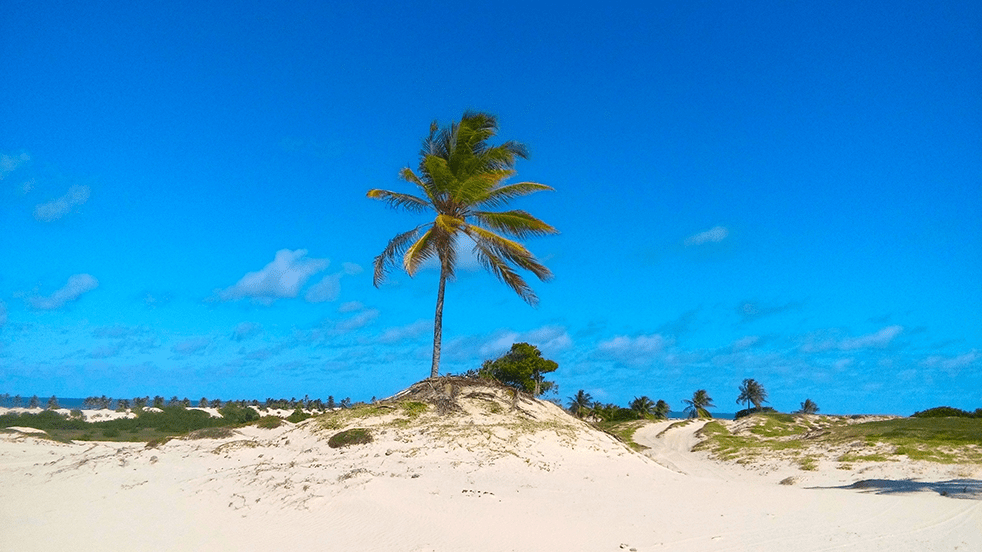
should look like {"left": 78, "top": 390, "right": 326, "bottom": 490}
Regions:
{"left": 2, "top": 385, "right": 980, "bottom": 551}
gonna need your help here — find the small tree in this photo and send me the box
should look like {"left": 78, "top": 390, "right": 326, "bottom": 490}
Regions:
{"left": 653, "top": 399, "right": 670, "bottom": 419}
{"left": 797, "top": 399, "right": 819, "bottom": 414}
{"left": 683, "top": 389, "right": 715, "bottom": 419}
{"left": 567, "top": 390, "right": 593, "bottom": 418}
{"left": 630, "top": 396, "right": 656, "bottom": 419}
{"left": 29, "top": 395, "right": 40, "bottom": 409}
{"left": 479, "top": 342, "right": 558, "bottom": 396}
{"left": 47, "top": 395, "right": 60, "bottom": 410}
{"left": 736, "top": 378, "right": 768, "bottom": 412}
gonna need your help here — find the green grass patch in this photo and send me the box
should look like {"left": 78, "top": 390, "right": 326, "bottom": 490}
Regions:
{"left": 255, "top": 416, "right": 283, "bottom": 429}
{"left": 596, "top": 420, "right": 648, "bottom": 451}
{"left": 328, "top": 428, "right": 373, "bottom": 448}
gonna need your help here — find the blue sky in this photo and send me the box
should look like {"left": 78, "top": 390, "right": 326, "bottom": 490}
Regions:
{"left": 2, "top": 0, "right": 979, "bottom": 414}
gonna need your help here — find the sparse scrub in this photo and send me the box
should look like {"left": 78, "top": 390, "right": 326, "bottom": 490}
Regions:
{"left": 328, "top": 428, "right": 373, "bottom": 448}
{"left": 256, "top": 416, "right": 283, "bottom": 429}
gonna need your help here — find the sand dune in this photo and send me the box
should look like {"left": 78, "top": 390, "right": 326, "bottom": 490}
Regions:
{"left": 2, "top": 382, "right": 979, "bottom": 551}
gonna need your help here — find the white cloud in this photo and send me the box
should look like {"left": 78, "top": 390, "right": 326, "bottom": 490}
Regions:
{"left": 0, "top": 152, "right": 30, "bottom": 179}
{"left": 338, "top": 301, "right": 364, "bottom": 313}
{"left": 595, "top": 333, "right": 671, "bottom": 365}
{"left": 304, "top": 262, "right": 364, "bottom": 303}
{"left": 171, "top": 338, "right": 211, "bottom": 356}
{"left": 34, "top": 184, "right": 90, "bottom": 222}
{"left": 684, "top": 226, "right": 728, "bottom": 246}
{"left": 219, "top": 249, "right": 328, "bottom": 304}
{"left": 29, "top": 274, "right": 99, "bottom": 310}
{"left": 923, "top": 350, "right": 979, "bottom": 375}
{"left": 478, "top": 326, "right": 573, "bottom": 358}
{"left": 378, "top": 320, "right": 431, "bottom": 344}
{"left": 336, "top": 309, "right": 380, "bottom": 332}
{"left": 342, "top": 262, "right": 363, "bottom": 275}
{"left": 305, "top": 274, "right": 342, "bottom": 303}
{"left": 839, "top": 325, "right": 903, "bottom": 350}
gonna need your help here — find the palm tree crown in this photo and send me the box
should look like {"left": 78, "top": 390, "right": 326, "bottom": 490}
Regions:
{"left": 736, "top": 378, "right": 768, "bottom": 411}
{"left": 797, "top": 398, "right": 819, "bottom": 415}
{"left": 630, "top": 396, "right": 656, "bottom": 419}
{"left": 683, "top": 389, "right": 715, "bottom": 419}
{"left": 369, "top": 112, "right": 557, "bottom": 378}
{"left": 567, "top": 389, "right": 593, "bottom": 418}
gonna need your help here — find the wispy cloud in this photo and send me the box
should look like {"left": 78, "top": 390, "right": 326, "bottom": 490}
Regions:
{"left": 218, "top": 249, "right": 328, "bottom": 304}
{"left": 231, "top": 322, "right": 263, "bottom": 341}
{"left": 731, "top": 335, "right": 760, "bottom": 350}
{"left": 305, "top": 262, "right": 363, "bottom": 303}
{"left": 923, "top": 350, "right": 979, "bottom": 375}
{"left": 28, "top": 274, "right": 99, "bottom": 310}
{"left": 594, "top": 333, "right": 672, "bottom": 366}
{"left": 378, "top": 320, "right": 431, "bottom": 344}
{"left": 0, "top": 152, "right": 30, "bottom": 179}
{"left": 839, "top": 325, "right": 903, "bottom": 350}
{"left": 738, "top": 301, "right": 801, "bottom": 322}
{"left": 683, "top": 225, "right": 728, "bottom": 246}
{"left": 171, "top": 337, "right": 211, "bottom": 356}
{"left": 34, "top": 184, "right": 90, "bottom": 222}
{"left": 478, "top": 325, "right": 573, "bottom": 358}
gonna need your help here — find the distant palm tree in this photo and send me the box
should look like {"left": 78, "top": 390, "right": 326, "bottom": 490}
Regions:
{"left": 736, "top": 378, "right": 768, "bottom": 411}
{"left": 683, "top": 389, "right": 715, "bottom": 419}
{"left": 653, "top": 399, "right": 671, "bottom": 419}
{"left": 369, "top": 112, "right": 558, "bottom": 378}
{"left": 797, "top": 399, "right": 819, "bottom": 414}
{"left": 630, "top": 396, "right": 655, "bottom": 419}
{"left": 567, "top": 389, "right": 593, "bottom": 418}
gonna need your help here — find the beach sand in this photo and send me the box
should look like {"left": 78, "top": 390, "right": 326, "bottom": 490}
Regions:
{"left": 1, "top": 386, "right": 979, "bottom": 551}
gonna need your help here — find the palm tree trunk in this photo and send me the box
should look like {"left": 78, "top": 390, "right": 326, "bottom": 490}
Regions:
{"left": 430, "top": 263, "right": 448, "bottom": 378}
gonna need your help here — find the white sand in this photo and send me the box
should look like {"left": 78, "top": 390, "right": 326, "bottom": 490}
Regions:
{"left": 1, "top": 390, "right": 979, "bottom": 551}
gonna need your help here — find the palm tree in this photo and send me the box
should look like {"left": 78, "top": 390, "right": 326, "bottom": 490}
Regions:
{"left": 797, "top": 399, "right": 819, "bottom": 414}
{"left": 369, "top": 112, "right": 557, "bottom": 378}
{"left": 630, "top": 396, "right": 655, "bottom": 419}
{"left": 653, "top": 399, "right": 671, "bottom": 419}
{"left": 736, "top": 378, "right": 768, "bottom": 411}
{"left": 567, "top": 389, "right": 593, "bottom": 418}
{"left": 683, "top": 389, "right": 715, "bottom": 419}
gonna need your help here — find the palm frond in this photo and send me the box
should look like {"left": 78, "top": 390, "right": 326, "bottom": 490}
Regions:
{"left": 472, "top": 241, "right": 537, "bottom": 305}
{"left": 465, "top": 224, "right": 553, "bottom": 282}
{"left": 478, "top": 182, "right": 554, "bottom": 208}
{"left": 403, "top": 227, "right": 438, "bottom": 277}
{"left": 367, "top": 189, "right": 431, "bottom": 213}
{"left": 471, "top": 210, "right": 558, "bottom": 238}
{"left": 373, "top": 226, "right": 423, "bottom": 286}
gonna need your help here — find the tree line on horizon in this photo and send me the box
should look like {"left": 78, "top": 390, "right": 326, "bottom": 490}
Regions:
{"left": 0, "top": 393, "right": 353, "bottom": 412}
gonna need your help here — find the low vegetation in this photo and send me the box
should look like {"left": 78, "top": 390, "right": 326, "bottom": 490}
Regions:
{"left": 1, "top": 403, "right": 286, "bottom": 443}
{"left": 693, "top": 411, "right": 982, "bottom": 469}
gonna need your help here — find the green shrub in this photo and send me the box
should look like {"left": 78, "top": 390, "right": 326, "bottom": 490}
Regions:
{"left": 219, "top": 404, "right": 260, "bottom": 424}
{"left": 102, "top": 427, "right": 120, "bottom": 438}
{"left": 256, "top": 416, "right": 283, "bottom": 429}
{"left": 287, "top": 408, "right": 311, "bottom": 423}
{"left": 186, "top": 427, "right": 235, "bottom": 439}
{"left": 912, "top": 406, "right": 981, "bottom": 419}
{"left": 328, "top": 428, "right": 372, "bottom": 448}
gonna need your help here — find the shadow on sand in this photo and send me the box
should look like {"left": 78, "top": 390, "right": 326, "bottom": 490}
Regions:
{"left": 814, "top": 479, "right": 982, "bottom": 500}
